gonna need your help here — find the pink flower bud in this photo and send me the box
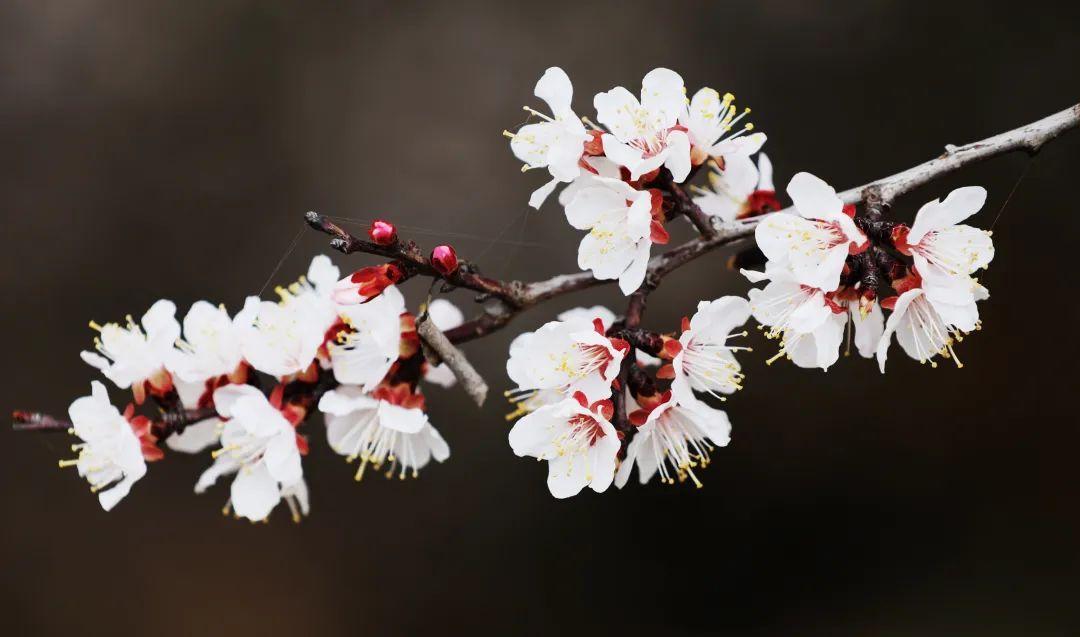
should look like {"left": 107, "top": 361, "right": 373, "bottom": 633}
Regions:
{"left": 430, "top": 245, "right": 459, "bottom": 276}
{"left": 368, "top": 219, "right": 397, "bottom": 245}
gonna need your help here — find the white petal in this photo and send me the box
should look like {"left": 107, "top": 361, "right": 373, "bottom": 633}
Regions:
{"left": 593, "top": 87, "right": 644, "bottom": 142}
{"left": 534, "top": 67, "right": 574, "bottom": 119}
{"left": 852, "top": 301, "right": 885, "bottom": 359}
{"left": 427, "top": 299, "right": 464, "bottom": 331}
{"left": 756, "top": 153, "right": 774, "bottom": 191}
{"left": 640, "top": 68, "right": 686, "bottom": 129}
{"left": 230, "top": 463, "right": 281, "bottom": 521}
{"left": 528, "top": 177, "right": 560, "bottom": 210}
{"left": 377, "top": 401, "right": 427, "bottom": 434}
{"left": 908, "top": 186, "right": 987, "bottom": 244}
{"left": 165, "top": 418, "right": 222, "bottom": 454}
{"left": 318, "top": 386, "right": 378, "bottom": 417}
{"left": 618, "top": 240, "right": 651, "bottom": 295}
{"left": 212, "top": 384, "right": 264, "bottom": 418}
{"left": 664, "top": 130, "right": 692, "bottom": 183}
{"left": 786, "top": 172, "right": 843, "bottom": 220}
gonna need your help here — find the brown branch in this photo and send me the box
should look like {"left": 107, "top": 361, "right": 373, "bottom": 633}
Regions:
{"left": 12, "top": 407, "right": 218, "bottom": 437}
{"left": 12, "top": 411, "right": 72, "bottom": 432}
{"left": 308, "top": 102, "right": 1080, "bottom": 351}
{"left": 416, "top": 315, "right": 489, "bottom": 407}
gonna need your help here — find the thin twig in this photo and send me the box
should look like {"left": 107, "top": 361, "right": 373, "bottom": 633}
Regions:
{"left": 416, "top": 316, "right": 489, "bottom": 407}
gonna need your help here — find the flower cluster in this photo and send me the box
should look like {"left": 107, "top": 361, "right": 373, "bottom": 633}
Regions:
{"left": 506, "top": 67, "right": 768, "bottom": 294}
{"left": 56, "top": 253, "right": 461, "bottom": 520}
{"left": 500, "top": 67, "right": 995, "bottom": 499}
{"left": 506, "top": 298, "right": 750, "bottom": 497}
{"left": 743, "top": 176, "right": 994, "bottom": 371}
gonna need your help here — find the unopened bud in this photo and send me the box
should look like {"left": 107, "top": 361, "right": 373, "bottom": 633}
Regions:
{"left": 368, "top": 219, "right": 397, "bottom": 245}
{"left": 430, "top": 245, "right": 459, "bottom": 276}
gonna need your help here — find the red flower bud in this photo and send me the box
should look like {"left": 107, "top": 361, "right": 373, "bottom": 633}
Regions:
{"left": 368, "top": 219, "right": 397, "bottom": 245}
{"left": 334, "top": 263, "right": 405, "bottom": 304}
{"left": 430, "top": 245, "right": 459, "bottom": 276}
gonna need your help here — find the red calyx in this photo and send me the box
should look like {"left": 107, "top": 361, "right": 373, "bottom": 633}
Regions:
{"left": 891, "top": 268, "right": 923, "bottom": 295}
{"left": 658, "top": 335, "right": 682, "bottom": 360}
{"left": 369, "top": 219, "right": 398, "bottom": 246}
{"left": 373, "top": 382, "right": 426, "bottom": 410}
{"left": 648, "top": 189, "right": 670, "bottom": 244}
{"left": 584, "top": 130, "right": 604, "bottom": 156}
{"left": 122, "top": 404, "right": 164, "bottom": 461}
{"left": 431, "top": 245, "right": 459, "bottom": 276}
{"left": 590, "top": 399, "right": 615, "bottom": 421}
{"left": 628, "top": 389, "right": 672, "bottom": 425}
{"left": 741, "top": 190, "right": 782, "bottom": 218}
{"left": 891, "top": 224, "right": 913, "bottom": 255}
{"left": 842, "top": 203, "right": 857, "bottom": 218}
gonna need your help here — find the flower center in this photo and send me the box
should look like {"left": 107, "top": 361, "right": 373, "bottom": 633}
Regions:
{"left": 902, "top": 295, "right": 977, "bottom": 368}
{"left": 682, "top": 332, "right": 749, "bottom": 397}
{"left": 648, "top": 409, "right": 713, "bottom": 488}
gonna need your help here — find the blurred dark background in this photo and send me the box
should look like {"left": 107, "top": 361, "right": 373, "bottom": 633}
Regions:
{"left": 2, "top": 1, "right": 1078, "bottom": 635}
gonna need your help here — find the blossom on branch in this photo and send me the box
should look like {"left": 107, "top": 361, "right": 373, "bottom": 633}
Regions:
{"left": 508, "top": 392, "right": 620, "bottom": 498}
{"left": 506, "top": 315, "right": 629, "bottom": 404}
{"left": 594, "top": 68, "right": 691, "bottom": 182}
{"left": 319, "top": 383, "right": 449, "bottom": 481}
{"left": 196, "top": 384, "right": 307, "bottom": 522}
{"left": 615, "top": 391, "right": 731, "bottom": 488}
{"left": 891, "top": 186, "right": 995, "bottom": 304}
{"left": 60, "top": 381, "right": 151, "bottom": 510}
{"left": 81, "top": 299, "right": 180, "bottom": 404}
{"left": 564, "top": 176, "right": 659, "bottom": 294}
{"left": 506, "top": 67, "right": 591, "bottom": 209}
{"left": 755, "top": 172, "right": 868, "bottom": 291}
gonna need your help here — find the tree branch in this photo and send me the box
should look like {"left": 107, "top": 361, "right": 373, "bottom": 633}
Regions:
{"left": 308, "top": 102, "right": 1080, "bottom": 348}
{"left": 416, "top": 315, "right": 489, "bottom": 407}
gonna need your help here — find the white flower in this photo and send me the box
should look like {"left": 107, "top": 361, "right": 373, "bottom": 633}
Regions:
{"left": 744, "top": 266, "right": 847, "bottom": 370}
{"left": 81, "top": 299, "right": 179, "bottom": 403}
{"left": 615, "top": 394, "right": 731, "bottom": 488}
{"left": 508, "top": 394, "right": 620, "bottom": 498}
{"left": 506, "top": 316, "right": 628, "bottom": 404}
{"left": 876, "top": 283, "right": 985, "bottom": 372}
{"left": 594, "top": 68, "right": 692, "bottom": 182}
{"left": 166, "top": 301, "right": 248, "bottom": 384}
{"left": 564, "top": 176, "right": 654, "bottom": 294}
{"left": 755, "top": 172, "right": 868, "bottom": 291}
{"left": 235, "top": 256, "right": 343, "bottom": 379}
{"left": 329, "top": 284, "right": 406, "bottom": 390}
{"left": 507, "top": 67, "right": 591, "bottom": 209}
{"left": 422, "top": 298, "right": 466, "bottom": 388}
{"left": 318, "top": 384, "right": 449, "bottom": 480}
{"left": 196, "top": 384, "right": 305, "bottom": 522}
{"left": 61, "top": 381, "right": 148, "bottom": 511}
{"left": 681, "top": 87, "right": 766, "bottom": 160}
{"left": 896, "top": 186, "right": 994, "bottom": 304}
{"left": 236, "top": 296, "right": 326, "bottom": 378}
{"left": 669, "top": 296, "right": 751, "bottom": 403}
{"left": 692, "top": 153, "right": 772, "bottom": 222}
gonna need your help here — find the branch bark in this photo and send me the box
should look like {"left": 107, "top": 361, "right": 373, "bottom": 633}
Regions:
{"left": 416, "top": 315, "right": 489, "bottom": 407}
